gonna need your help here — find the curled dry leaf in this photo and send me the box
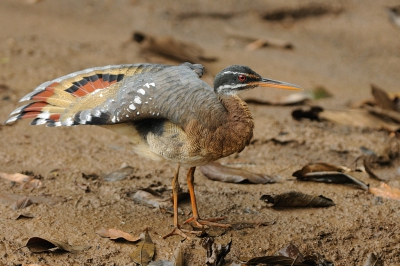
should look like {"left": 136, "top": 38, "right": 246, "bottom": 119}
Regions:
{"left": 369, "top": 183, "right": 400, "bottom": 201}
{"left": 260, "top": 191, "right": 335, "bottom": 208}
{"left": 131, "top": 190, "right": 169, "bottom": 208}
{"left": 104, "top": 165, "right": 135, "bottom": 182}
{"left": 129, "top": 230, "right": 155, "bottom": 266}
{"left": 12, "top": 197, "right": 33, "bottom": 210}
{"left": 200, "top": 162, "right": 278, "bottom": 184}
{"left": 133, "top": 31, "right": 217, "bottom": 63}
{"left": 25, "top": 237, "right": 91, "bottom": 253}
{"left": 371, "top": 84, "right": 397, "bottom": 111}
{"left": 201, "top": 237, "right": 232, "bottom": 266}
{"left": 14, "top": 212, "right": 35, "bottom": 220}
{"left": 96, "top": 228, "right": 141, "bottom": 242}
{"left": 293, "top": 163, "right": 369, "bottom": 190}
{"left": 0, "top": 172, "right": 32, "bottom": 183}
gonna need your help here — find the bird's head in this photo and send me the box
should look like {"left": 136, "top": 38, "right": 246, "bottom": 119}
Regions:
{"left": 214, "top": 65, "right": 301, "bottom": 95}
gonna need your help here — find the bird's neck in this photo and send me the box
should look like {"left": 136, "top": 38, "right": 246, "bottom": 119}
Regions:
{"left": 209, "top": 94, "right": 254, "bottom": 157}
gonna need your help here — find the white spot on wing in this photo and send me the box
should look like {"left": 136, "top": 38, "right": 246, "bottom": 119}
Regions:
{"left": 138, "top": 88, "right": 146, "bottom": 95}
{"left": 37, "top": 111, "right": 50, "bottom": 119}
{"left": 111, "top": 116, "right": 116, "bottom": 123}
{"left": 137, "top": 111, "right": 140, "bottom": 115}
{"left": 129, "top": 104, "right": 136, "bottom": 110}
{"left": 134, "top": 96, "right": 141, "bottom": 104}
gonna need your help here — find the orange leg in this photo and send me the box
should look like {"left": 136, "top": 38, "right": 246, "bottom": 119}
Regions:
{"left": 163, "top": 165, "right": 197, "bottom": 239}
{"left": 183, "top": 167, "right": 231, "bottom": 229}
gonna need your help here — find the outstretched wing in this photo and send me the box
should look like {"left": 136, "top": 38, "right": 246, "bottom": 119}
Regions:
{"left": 6, "top": 62, "right": 226, "bottom": 129}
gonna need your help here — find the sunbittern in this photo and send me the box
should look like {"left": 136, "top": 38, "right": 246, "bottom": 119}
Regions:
{"left": 5, "top": 62, "right": 300, "bottom": 238}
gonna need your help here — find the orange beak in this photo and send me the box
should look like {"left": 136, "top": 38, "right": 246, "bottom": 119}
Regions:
{"left": 254, "top": 78, "right": 301, "bottom": 90}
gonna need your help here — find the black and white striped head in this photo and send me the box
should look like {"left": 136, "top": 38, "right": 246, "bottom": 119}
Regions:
{"left": 214, "top": 65, "right": 301, "bottom": 95}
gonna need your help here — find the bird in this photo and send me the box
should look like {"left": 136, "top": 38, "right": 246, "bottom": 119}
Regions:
{"left": 5, "top": 62, "right": 300, "bottom": 238}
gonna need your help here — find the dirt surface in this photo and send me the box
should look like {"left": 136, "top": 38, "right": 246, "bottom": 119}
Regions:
{"left": 1, "top": 0, "right": 400, "bottom": 265}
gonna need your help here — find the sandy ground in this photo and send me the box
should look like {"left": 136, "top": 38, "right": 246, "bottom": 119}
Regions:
{"left": 0, "top": 0, "right": 400, "bottom": 265}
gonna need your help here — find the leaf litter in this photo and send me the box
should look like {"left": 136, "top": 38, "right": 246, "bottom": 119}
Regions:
{"left": 129, "top": 229, "right": 155, "bottom": 266}
{"left": 96, "top": 228, "right": 141, "bottom": 242}
{"left": 260, "top": 191, "right": 335, "bottom": 208}
{"left": 200, "top": 162, "right": 279, "bottom": 184}
{"left": 0, "top": 193, "right": 65, "bottom": 210}
{"left": 24, "top": 237, "right": 91, "bottom": 253}
{"left": 201, "top": 237, "right": 232, "bottom": 266}
{"left": 293, "top": 162, "right": 369, "bottom": 190}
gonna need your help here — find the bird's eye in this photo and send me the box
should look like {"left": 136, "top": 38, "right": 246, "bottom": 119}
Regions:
{"left": 237, "top": 74, "right": 247, "bottom": 82}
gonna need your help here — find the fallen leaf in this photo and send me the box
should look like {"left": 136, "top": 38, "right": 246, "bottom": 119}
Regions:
{"left": 363, "top": 157, "right": 384, "bottom": 181}
{"left": 96, "top": 228, "right": 140, "bottom": 242}
{"left": 363, "top": 252, "right": 384, "bottom": 266}
{"left": 291, "top": 106, "right": 323, "bottom": 121}
{"left": 12, "top": 197, "right": 33, "bottom": 210}
{"left": 200, "top": 162, "right": 278, "bottom": 184}
{"left": 0, "top": 172, "right": 32, "bottom": 183}
{"left": 244, "top": 255, "right": 307, "bottom": 265}
{"left": 293, "top": 163, "right": 369, "bottom": 190}
{"left": 104, "top": 165, "right": 135, "bottom": 182}
{"left": 129, "top": 230, "right": 155, "bottom": 266}
{"left": 131, "top": 190, "right": 169, "bottom": 208}
{"left": 303, "top": 252, "right": 334, "bottom": 266}
{"left": 261, "top": 3, "right": 342, "bottom": 21}
{"left": 369, "top": 183, "right": 400, "bottom": 201}
{"left": 260, "top": 191, "right": 335, "bottom": 208}
{"left": 133, "top": 31, "right": 217, "bottom": 62}
{"left": 225, "top": 29, "right": 293, "bottom": 50}
{"left": 278, "top": 243, "right": 304, "bottom": 262}
{"left": 371, "top": 84, "right": 397, "bottom": 111}
{"left": 25, "top": 237, "right": 91, "bottom": 253}
{"left": 14, "top": 213, "right": 35, "bottom": 220}
{"left": 201, "top": 237, "right": 232, "bottom": 266}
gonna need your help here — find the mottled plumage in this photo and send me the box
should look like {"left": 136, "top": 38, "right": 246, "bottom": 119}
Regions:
{"left": 5, "top": 62, "right": 300, "bottom": 238}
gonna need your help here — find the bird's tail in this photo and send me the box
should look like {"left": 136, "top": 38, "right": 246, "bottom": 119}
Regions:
{"left": 5, "top": 65, "right": 134, "bottom": 127}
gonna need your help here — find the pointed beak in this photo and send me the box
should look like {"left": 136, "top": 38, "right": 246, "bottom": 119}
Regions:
{"left": 254, "top": 78, "right": 301, "bottom": 91}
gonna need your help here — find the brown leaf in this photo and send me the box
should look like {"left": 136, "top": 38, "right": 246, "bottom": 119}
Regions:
{"left": 11, "top": 197, "right": 33, "bottom": 210}
{"left": 131, "top": 190, "right": 169, "bottom": 208}
{"left": 363, "top": 157, "right": 384, "bottom": 181}
{"left": 133, "top": 31, "right": 217, "bottom": 63}
{"left": 104, "top": 165, "right": 135, "bottom": 182}
{"left": 14, "top": 213, "right": 35, "bottom": 219}
{"left": 260, "top": 191, "right": 335, "bottom": 208}
{"left": 25, "top": 237, "right": 91, "bottom": 253}
{"left": 96, "top": 228, "right": 140, "bottom": 242}
{"left": 129, "top": 230, "right": 155, "bottom": 266}
{"left": 363, "top": 252, "right": 384, "bottom": 266}
{"left": 369, "top": 183, "right": 400, "bottom": 201}
{"left": 293, "top": 163, "right": 369, "bottom": 190}
{"left": 201, "top": 237, "right": 232, "bottom": 266}
{"left": 0, "top": 193, "right": 65, "bottom": 209}
{"left": 200, "top": 162, "right": 278, "bottom": 184}
{"left": 0, "top": 172, "right": 32, "bottom": 183}
{"left": 371, "top": 84, "right": 397, "bottom": 111}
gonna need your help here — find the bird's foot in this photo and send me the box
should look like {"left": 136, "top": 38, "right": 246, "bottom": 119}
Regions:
{"left": 163, "top": 226, "right": 201, "bottom": 240}
{"left": 183, "top": 216, "right": 231, "bottom": 229}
